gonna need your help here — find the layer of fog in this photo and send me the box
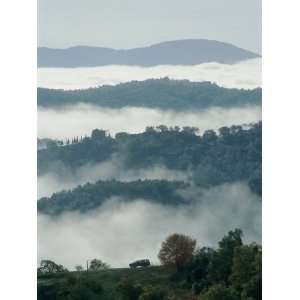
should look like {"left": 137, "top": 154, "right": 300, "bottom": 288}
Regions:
{"left": 38, "top": 105, "right": 261, "bottom": 140}
{"left": 37, "top": 58, "right": 261, "bottom": 90}
{"left": 38, "top": 182, "right": 261, "bottom": 270}
{"left": 38, "top": 161, "right": 191, "bottom": 199}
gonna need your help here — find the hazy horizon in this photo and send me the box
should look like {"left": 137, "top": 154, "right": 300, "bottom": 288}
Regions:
{"left": 38, "top": 38, "right": 260, "bottom": 54}
{"left": 38, "top": 0, "right": 261, "bottom": 54}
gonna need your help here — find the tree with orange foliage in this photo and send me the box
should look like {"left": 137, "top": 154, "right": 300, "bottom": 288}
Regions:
{"left": 158, "top": 233, "right": 196, "bottom": 271}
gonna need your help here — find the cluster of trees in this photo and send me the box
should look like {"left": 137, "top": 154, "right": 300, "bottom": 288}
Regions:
{"left": 37, "top": 229, "right": 261, "bottom": 300}
{"left": 38, "top": 259, "right": 109, "bottom": 275}
{"left": 38, "top": 78, "right": 261, "bottom": 110}
{"left": 38, "top": 123, "right": 261, "bottom": 196}
{"left": 186, "top": 230, "right": 261, "bottom": 300}
{"left": 88, "top": 259, "right": 110, "bottom": 271}
{"left": 116, "top": 229, "right": 261, "bottom": 300}
{"left": 38, "top": 260, "right": 68, "bottom": 275}
{"left": 37, "top": 180, "right": 187, "bottom": 215}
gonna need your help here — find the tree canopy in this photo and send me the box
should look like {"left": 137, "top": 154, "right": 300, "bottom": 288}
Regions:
{"left": 38, "top": 260, "right": 68, "bottom": 274}
{"left": 88, "top": 259, "right": 110, "bottom": 271}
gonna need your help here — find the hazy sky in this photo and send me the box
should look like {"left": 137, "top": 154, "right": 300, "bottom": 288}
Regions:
{"left": 38, "top": 0, "right": 261, "bottom": 53}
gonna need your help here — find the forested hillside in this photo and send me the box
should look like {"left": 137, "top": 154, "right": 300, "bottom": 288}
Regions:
{"left": 37, "top": 78, "right": 261, "bottom": 109}
{"left": 38, "top": 180, "right": 188, "bottom": 215}
{"left": 38, "top": 123, "right": 261, "bottom": 194}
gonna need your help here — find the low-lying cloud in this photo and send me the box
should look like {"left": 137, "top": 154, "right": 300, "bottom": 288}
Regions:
{"left": 38, "top": 162, "right": 190, "bottom": 199}
{"left": 38, "top": 105, "right": 261, "bottom": 140}
{"left": 38, "top": 182, "right": 261, "bottom": 270}
{"left": 37, "top": 58, "right": 261, "bottom": 90}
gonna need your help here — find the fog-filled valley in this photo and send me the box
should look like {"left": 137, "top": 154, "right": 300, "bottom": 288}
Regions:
{"left": 36, "top": 0, "right": 263, "bottom": 297}
{"left": 37, "top": 60, "right": 262, "bottom": 269}
{"left": 38, "top": 182, "right": 261, "bottom": 269}
{"left": 38, "top": 121, "right": 262, "bottom": 271}
{"left": 37, "top": 47, "right": 262, "bottom": 282}
{"left": 38, "top": 77, "right": 261, "bottom": 142}
{"left": 38, "top": 58, "right": 261, "bottom": 90}
{"left": 38, "top": 163, "right": 190, "bottom": 199}
{"left": 38, "top": 104, "right": 261, "bottom": 140}
{"left": 38, "top": 121, "right": 261, "bottom": 269}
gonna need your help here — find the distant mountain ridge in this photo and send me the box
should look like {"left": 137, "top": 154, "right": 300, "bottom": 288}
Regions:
{"left": 38, "top": 39, "right": 259, "bottom": 68}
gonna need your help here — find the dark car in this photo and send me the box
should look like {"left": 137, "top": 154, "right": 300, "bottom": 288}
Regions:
{"left": 129, "top": 259, "right": 151, "bottom": 268}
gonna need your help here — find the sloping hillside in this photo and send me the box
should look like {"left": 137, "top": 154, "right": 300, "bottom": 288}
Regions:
{"left": 38, "top": 267, "right": 191, "bottom": 300}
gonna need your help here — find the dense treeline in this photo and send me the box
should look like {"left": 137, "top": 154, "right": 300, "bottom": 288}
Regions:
{"left": 38, "top": 180, "right": 187, "bottom": 215}
{"left": 38, "top": 78, "right": 261, "bottom": 109}
{"left": 37, "top": 229, "right": 261, "bottom": 300}
{"left": 38, "top": 123, "right": 262, "bottom": 196}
